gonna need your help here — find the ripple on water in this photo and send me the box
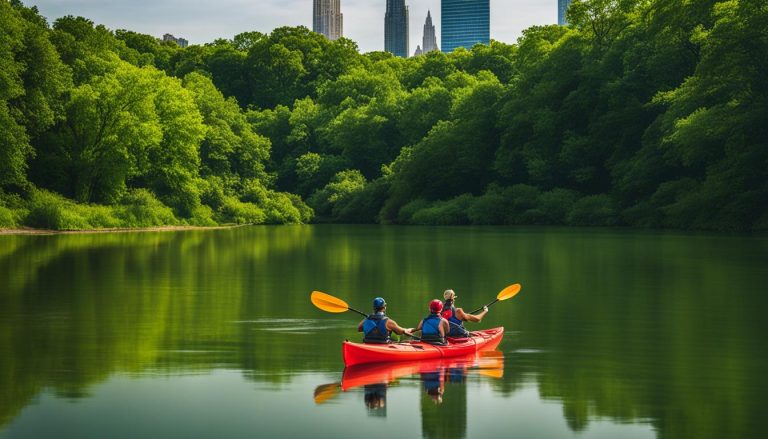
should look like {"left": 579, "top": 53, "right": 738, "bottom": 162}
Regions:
{"left": 231, "top": 318, "right": 351, "bottom": 333}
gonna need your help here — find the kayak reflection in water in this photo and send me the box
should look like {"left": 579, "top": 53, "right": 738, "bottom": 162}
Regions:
{"left": 358, "top": 297, "right": 414, "bottom": 343}
{"left": 422, "top": 369, "right": 445, "bottom": 404}
{"left": 364, "top": 384, "right": 387, "bottom": 416}
{"left": 442, "top": 289, "right": 489, "bottom": 338}
{"left": 422, "top": 363, "right": 470, "bottom": 404}
{"left": 314, "top": 351, "right": 503, "bottom": 409}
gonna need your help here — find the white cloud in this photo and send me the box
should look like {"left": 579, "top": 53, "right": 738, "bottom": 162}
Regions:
{"left": 27, "top": 0, "right": 556, "bottom": 52}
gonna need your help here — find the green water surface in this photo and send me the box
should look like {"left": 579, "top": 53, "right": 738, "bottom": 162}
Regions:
{"left": 0, "top": 226, "right": 766, "bottom": 438}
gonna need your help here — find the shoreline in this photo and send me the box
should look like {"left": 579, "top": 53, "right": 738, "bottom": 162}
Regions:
{"left": 0, "top": 225, "right": 245, "bottom": 236}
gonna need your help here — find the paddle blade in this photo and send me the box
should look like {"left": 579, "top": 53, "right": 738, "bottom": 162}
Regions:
{"left": 497, "top": 284, "right": 522, "bottom": 301}
{"left": 311, "top": 291, "right": 351, "bottom": 313}
{"left": 478, "top": 350, "right": 505, "bottom": 370}
{"left": 314, "top": 383, "right": 340, "bottom": 404}
{"left": 478, "top": 368, "right": 504, "bottom": 379}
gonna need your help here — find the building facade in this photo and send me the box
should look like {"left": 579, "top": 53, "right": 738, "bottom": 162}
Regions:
{"left": 558, "top": 0, "right": 572, "bottom": 25}
{"left": 314, "top": 0, "right": 343, "bottom": 40}
{"left": 162, "top": 33, "right": 188, "bottom": 48}
{"left": 385, "top": 0, "right": 409, "bottom": 57}
{"left": 441, "top": 0, "right": 490, "bottom": 53}
{"left": 421, "top": 10, "right": 439, "bottom": 53}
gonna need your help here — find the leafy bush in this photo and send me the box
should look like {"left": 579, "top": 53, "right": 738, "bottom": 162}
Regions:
{"left": 188, "top": 204, "right": 217, "bottom": 226}
{"left": 241, "top": 179, "right": 312, "bottom": 224}
{"left": 567, "top": 194, "right": 620, "bottom": 226}
{"left": 333, "top": 178, "right": 389, "bottom": 223}
{"left": 624, "top": 179, "right": 698, "bottom": 229}
{"left": 0, "top": 191, "right": 24, "bottom": 228}
{"left": 200, "top": 177, "right": 227, "bottom": 211}
{"left": 0, "top": 206, "right": 17, "bottom": 228}
{"left": 410, "top": 195, "right": 473, "bottom": 225}
{"left": 77, "top": 204, "right": 122, "bottom": 228}
{"left": 537, "top": 188, "right": 579, "bottom": 225}
{"left": 503, "top": 185, "right": 542, "bottom": 224}
{"left": 25, "top": 190, "right": 124, "bottom": 230}
{"left": 467, "top": 187, "right": 508, "bottom": 225}
{"left": 217, "top": 196, "right": 266, "bottom": 224}
{"left": 397, "top": 198, "right": 431, "bottom": 224}
{"left": 261, "top": 191, "right": 303, "bottom": 224}
{"left": 162, "top": 180, "right": 203, "bottom": 219}
{"left": 115, "top": 189, "right": 179, "bottom": 227}
{"left": 286, "top": 193, "right": 314, "bottom": 224}
{"left": 25, "top": 190, "right": 68, "bottom": 229}
{"left": 308, "top": 170, "right": 367, "bottom": 218}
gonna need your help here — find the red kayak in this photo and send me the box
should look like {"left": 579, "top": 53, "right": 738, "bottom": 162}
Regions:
{"left": 341, "top": 350, "right": 504, "bottom": 391}
{"left": 342, "top": 327, "right": 504, "bottom": 367}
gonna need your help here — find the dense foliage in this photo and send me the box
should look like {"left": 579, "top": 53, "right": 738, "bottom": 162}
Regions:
{"left": 0, "top": 0, "right": 765, "bottom": 230}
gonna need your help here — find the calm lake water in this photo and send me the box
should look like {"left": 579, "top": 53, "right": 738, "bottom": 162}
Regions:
{"left": 1, "top": 225, "right": 766, "bottom": 438}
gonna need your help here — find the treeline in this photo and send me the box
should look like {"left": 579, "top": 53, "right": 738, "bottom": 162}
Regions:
{"left": 1, "top": 0, "right": 766, "bottom": 231}
{"left": 0, "top": 0, "right": 311, "bottom": 229}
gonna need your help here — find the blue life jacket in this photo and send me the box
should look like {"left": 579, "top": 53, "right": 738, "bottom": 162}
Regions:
{"left": 442, "top": 304, "right": 470, "bottom": 338}
{"left": 363, "top": 312, "right": 391, "bottom": 344}
{"left": 422, "top": 371, "right": 442, "bottom": 393}
{"left": 421, "top": 313, "right": 446, "bottom": 345}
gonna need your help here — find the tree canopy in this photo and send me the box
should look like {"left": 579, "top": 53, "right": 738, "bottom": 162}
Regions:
{"left": 1, "top": 0, "right": 765, "bottom": 231}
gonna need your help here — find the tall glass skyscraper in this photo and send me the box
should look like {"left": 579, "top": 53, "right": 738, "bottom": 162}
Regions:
{"left": 313, "top": 0, "right": 343, "bottom": 40}
{"left": 558, "top": 0, "right": 572, "bottom": 26}
{"left": 385, "top": 0, "right": 409, "bottom": 58}
{"left": 441, "top": 0, "right": 490, "bottom": 53}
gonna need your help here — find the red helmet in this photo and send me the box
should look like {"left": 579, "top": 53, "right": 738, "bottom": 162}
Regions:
{"left": 429, "top": 299, "right": 443, "bottom": 313}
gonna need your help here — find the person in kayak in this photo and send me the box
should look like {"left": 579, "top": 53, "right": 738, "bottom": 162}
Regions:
{"left": 416, "top": 299, "right": 450, "bottom": 345}
{"left": 358, "top": 297, "right": 413, "bottom": 344}
{"left": 441, "top": 289, "right": 489, "bottom": 338}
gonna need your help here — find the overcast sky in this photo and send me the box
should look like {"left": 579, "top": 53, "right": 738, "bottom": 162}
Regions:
{"left": 26, "top": 0, "right": 557, "bottom": 53}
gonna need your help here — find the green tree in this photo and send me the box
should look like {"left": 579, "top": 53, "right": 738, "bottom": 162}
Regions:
{"left": 0, "top": 1, "right": 71, "bottom": 189}
{"left": 183, "top": 72, "right": 270, "bottom": 184}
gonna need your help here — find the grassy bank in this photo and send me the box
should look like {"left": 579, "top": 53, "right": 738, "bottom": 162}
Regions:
{"left": 0, "top": 188, "right": 310, "bottom": 231}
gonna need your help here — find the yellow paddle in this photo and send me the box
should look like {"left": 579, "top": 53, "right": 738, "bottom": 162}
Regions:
{"left": 310, "top": 291, "right": 422, "bottom": 341}
{"left": 313, "top": 382, "right": 341, "bottom": 405}
{"left": 469, "top": 283, "right": 522, "bottom": 314}
{"left": 311, "top": 291, "right": 368, "bottom": 318}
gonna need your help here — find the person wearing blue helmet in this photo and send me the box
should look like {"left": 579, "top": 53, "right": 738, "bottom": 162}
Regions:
{"left": 358, "top": 297, "right": 413, "bottom": 344}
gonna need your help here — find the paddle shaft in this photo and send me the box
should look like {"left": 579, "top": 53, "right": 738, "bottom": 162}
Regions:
{"left": 470, "top": 298, "right": 499, "bottom": 315}
{"left": 348, "top": 307, "right": 368, "bottom": 318}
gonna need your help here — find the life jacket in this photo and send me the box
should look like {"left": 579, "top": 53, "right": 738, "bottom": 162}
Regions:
{"left": 420, "top": 313, "right": 446, "bottom": 345}
{"left": 363, "top": 312, "right": 391, "bottom": 344}
{"left": 422, "top": 371, "right": 442, "bottom": 393}
{"left": 442, "top": 304, "right": 470, "bottom": 338}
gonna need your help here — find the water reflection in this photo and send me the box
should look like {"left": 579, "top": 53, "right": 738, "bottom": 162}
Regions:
{"left": 317, "top": 351, "right": 504, "bottom": 432}
{"left": 1, "top": 226, "right": 766, "bottom": 438}
{"left": 364, "top": 384, "right": 387, "bottom": 416}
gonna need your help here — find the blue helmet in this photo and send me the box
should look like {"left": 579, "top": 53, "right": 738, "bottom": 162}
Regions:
{"left": 373, "top": 297, "right": 386, "bottom": 310}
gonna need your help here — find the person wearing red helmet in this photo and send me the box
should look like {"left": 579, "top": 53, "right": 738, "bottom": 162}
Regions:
{"left": 415, "top": 299, "right": 449, "bottom": 345}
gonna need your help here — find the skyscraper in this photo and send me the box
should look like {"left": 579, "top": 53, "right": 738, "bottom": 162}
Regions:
{"left": 441, "top": 0, "right": 490, "bottom": 53}
{"left": 421, "top": 10, "right": 439, "bottom": 53}
{"left": 558, "top": 0, "right": 572, "bottom": 25}
{"left": 163, "top": 33, "right": 188, "bottom": 48}
{"left": 385, "top": 0, "right": 409, "bottom": 58}
{"left": 313, "top": 0, "right": 343, "bottom": 40}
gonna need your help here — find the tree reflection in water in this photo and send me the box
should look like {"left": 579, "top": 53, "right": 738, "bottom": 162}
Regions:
{"left": 319, "top": 350, "right": 503, "bottom": 432}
